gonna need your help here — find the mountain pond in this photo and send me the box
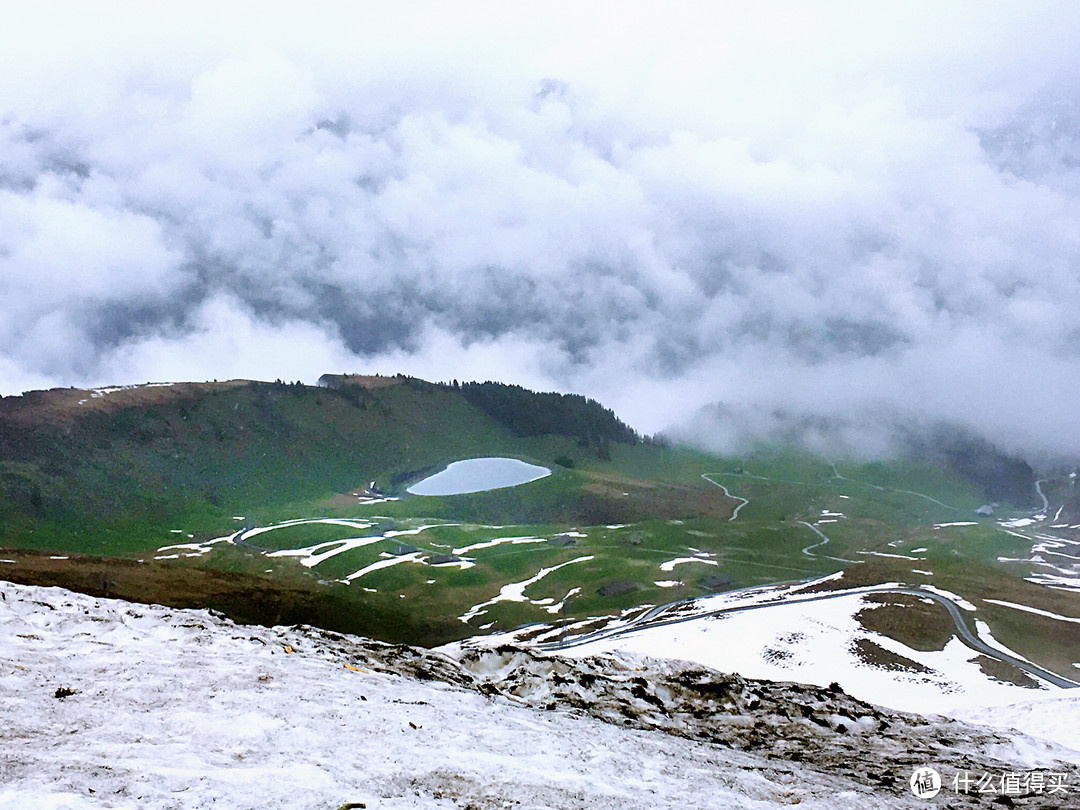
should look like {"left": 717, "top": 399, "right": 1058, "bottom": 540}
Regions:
{"left": 406, "top": 457, "right": 552, "bottom": 496}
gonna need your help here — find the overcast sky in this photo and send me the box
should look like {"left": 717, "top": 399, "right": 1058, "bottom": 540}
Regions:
{"left": 2, "top": 1, "right": 1079, "bottom": 458}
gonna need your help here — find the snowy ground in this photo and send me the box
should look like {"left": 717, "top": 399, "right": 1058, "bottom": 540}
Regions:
{"left": 562, "top": 592, "right": 1052, "bottom": 715}
{"left": 5, "top": 581, "right": 1077, "bottom": 809}
{"left": 0, "top": 581, "right": 948, "bottom": 809}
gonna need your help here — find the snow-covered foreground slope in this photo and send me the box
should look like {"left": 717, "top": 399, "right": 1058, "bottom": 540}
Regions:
{"left": 1, "top": 581, "right": 1078, "bottom": 809}
{"left": 557, "top": 590, "right": 1065, "bottom": 716}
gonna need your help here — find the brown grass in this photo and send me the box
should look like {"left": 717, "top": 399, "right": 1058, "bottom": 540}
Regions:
{"left": 968, "top": 654, "right": 1042, "bottom": 688}
{"left": 849, "top": 638, "right": 932, "bottom": 673}
{"left": 581, "top": 471, "right": 736, "bottom": 520}
{"left": 856, "top": 593, "right": 952, "bottom": 652}
{"left": 0, "top": 547, "right": 466, "bottom": 647}
{"left": 0, "top": 380, "right": 251, "bottom": 424}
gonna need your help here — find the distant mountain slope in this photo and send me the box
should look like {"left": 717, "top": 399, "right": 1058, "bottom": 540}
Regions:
{"left": 0, "top": 375, "right": 656, "bottom": 554}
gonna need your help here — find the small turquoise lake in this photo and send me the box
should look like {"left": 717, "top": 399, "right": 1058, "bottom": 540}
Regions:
{"left": 406, "top": 458, "right": 552, "bottom": 496}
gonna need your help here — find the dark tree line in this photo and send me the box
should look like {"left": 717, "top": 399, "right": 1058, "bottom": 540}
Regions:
{"left": 455, "top": 381, "right": 640, "bottom": 445}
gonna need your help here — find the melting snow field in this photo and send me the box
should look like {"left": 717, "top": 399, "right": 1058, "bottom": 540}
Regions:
{"left": 563, "top": 591, "right": 1073, "bottom": 722}
{"left": 459, "top": 556, "right": 593, "bottom": 622}
{"left": 658, "top": 556, "right": 718, "bottom": 572}
{"left": 0, "top": 580, "right": 955, "bottom": 810}
{"left": 406, "top": 458, "right": 551, "bottom": 496}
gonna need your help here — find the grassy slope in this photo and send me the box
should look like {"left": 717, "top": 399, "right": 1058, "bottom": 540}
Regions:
{"left": 2, "top": 377, "right": 1078, "bottom": 679}
{"left": 0, "top": 378, "right": 563, "bottom": 552}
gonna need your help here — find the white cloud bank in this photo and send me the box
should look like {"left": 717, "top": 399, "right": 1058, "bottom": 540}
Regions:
{"left": 2, "top": 1, "right": 1080, "bottom": 457}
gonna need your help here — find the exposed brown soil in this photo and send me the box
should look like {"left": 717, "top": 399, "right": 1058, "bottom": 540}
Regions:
{"left": 0, "top": 380, "right": 251, "bottom": 424}
{"left": 856, "top": 593, "right": 952, "bottom": 651}
{"left": 849, "top": 638, "right": 933, "bottom": 674}
{"left": 968, "top": 654, "right": 1043, "bottom": 688}
{"left": 581, "top": 471, "right": 737, "bottom": 520}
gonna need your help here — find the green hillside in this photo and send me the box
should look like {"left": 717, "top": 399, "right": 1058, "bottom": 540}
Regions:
{"left": 2, "top": 374, "right": 1076, "bottom": 679}
{"left": 0, "top": 376, "right": 653, "bottom": 553}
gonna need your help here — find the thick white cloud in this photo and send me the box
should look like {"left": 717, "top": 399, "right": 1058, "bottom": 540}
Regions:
{"left": 2, "top": 2, "right": 1080, "bottom": 457}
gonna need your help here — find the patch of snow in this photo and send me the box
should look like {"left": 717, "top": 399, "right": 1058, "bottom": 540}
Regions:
{"left": 920, "top": 585, "right": 978, "bottom": 612}
{"left": 345, "top": 551, "right": 425, "bottom": 582}
{"left": 460, "top": 556, "right": 594, "bottom": 623}
{"left": 241, "top": 517, "right": 375, "bottom": 541}
{"left": 658, "top": 557, "right": 719, "bottom": 572}
{"left": 564, "top": 592, "right": 1058, "bottom": 717}
{"left": 453, "top": 536, "right": 545, "bottom": 555}
{"left": 1000, "top": 517, "right": 1039, "bottom": 528}
{"left": 428, "top": 558, "right": 476, "bottom": 570}
{"left": 156, "top": 537, "right": 231, "bottom": 558}
{"left": 973, "top": 619, "right": 1037, "bottom": 665}
{"left": 952, "top": 694, "right": 1080, "bottom": 757}
{"left": 934, "top": 522, "right": 979, "bottom": 528}
{"left": 267, "top": 535, "right": 386, "bottom": 567}
{"left": 983, "top": 599, "right": 1080, "bottom": 625}
{"left": 654, "top": 581, "right": 683, "bottom": 588}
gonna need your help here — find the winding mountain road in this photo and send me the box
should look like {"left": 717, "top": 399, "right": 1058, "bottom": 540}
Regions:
{"left": 540, "top": 583, "right": 1080, "bottom": 690}
{"left": 1035, "top": 479, "right": 1049, "bottom": 513}
{"left": 797, "top": 521, "right": 860, "bottom": 564}
{"left": 701, "top": 474, "right": 749, "bottom": 520}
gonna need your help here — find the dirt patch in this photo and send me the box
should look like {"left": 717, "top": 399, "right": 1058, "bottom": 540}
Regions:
{"left": 0, "top": 380, "right": 251, "bottom": 425}
{"left": 581, "top": 472, "right": 737, "bottom": 520}
{"left": 849, "top": 638, "right": 933, "bottom": 674}
{"left": 762, "top": 647, "right": 793, "bottom": 664}
{"left": 968, "top": 654, "right": 1043, "bottom": 688}
{"left": 856, "top": 593, "right": 952, "bottom": 651}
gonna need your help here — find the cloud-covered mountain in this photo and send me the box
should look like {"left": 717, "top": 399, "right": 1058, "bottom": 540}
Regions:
{"left": 3, "top": 2, "right": 1080, "bottom": 458}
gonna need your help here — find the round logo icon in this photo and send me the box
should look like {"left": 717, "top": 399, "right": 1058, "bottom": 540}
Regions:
{"left": 910, "top": 766, "right": 942, "bottom": 799}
